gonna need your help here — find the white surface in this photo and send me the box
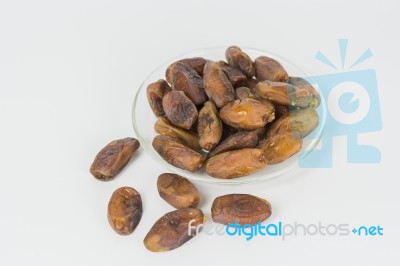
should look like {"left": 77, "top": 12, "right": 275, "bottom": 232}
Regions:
{"left": 0, "top": 0, "right": 399, "bottom": 265}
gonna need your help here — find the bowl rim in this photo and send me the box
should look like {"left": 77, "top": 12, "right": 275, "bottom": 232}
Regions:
{"left": 132, "top": 46, "right": 327, "bottom": 185}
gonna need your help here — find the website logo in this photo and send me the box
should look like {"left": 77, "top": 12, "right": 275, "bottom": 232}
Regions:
{"left": 300, "top": 39, "right": 382, "bottom": 168}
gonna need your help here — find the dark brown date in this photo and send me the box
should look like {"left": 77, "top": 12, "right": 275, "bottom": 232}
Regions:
{"left": 162, "top": 91, "right": 198, "bottom": 129}
{"left": 166, "top": 57, "right": 207, "bottom": 84}
{"left": 90, "top": 138, "right": 140, "bottom": 181}
{"left": 225, "top": 46, "right": 255, "bottom": 77}
{"left": 203, "top": 60, "right": 235, "bottom": 108}
{"left": 217, "top": 61, "right": 247, "bottom": 87}
{"left": 146, "top": 79, "right": 171, "bottom": 117}
{"left": 170, "top": 62, "right": 207, "bottom": 105}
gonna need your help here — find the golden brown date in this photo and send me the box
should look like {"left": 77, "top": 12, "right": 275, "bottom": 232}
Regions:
{"left": 255, "top": 80, "right": 313, "bottom": 108}
{"left": 211, "top": 194, "right": 271, "bottom": 225}
{"left": 209, "top": 128, "right": 265, "bottom": 157}
{"left": 219, "top": 98, "right": 274, "bottom": 129}
{"left": 170, "top": 62, "right": 207, "bottom": 105}
{"left": 203, "top": 61, "right": 235, "bottom": 108}
{"left": 162, "top": 91, "right": 198, "bottom": 129}
{"left": 157, "top": 173, "right": 200, "bottom": 209}
{"left": 225, "top": 46, "right": 255, "bottom": 77}
{"left": 146, "top": 79, "right": 172, "bottom": 117}
{"left": 143, "top": 208, "right": 205, "bottom": 252}
{"left": 254, "top": 56, "right": 288, "bottom": 82}
{"left": 107, "top": 187, "right": 142, "bottom": 235}
{"left": 258, "top": 132, "right": 302, "bottom": 164}
{"left": 205, "top": 148, "right": 267, "bottom": 179}
{"left": 152, "top": 135, "right": 206, "bottom": 172}
{"left": 197, "top": 101, "right": 222, "bottom": 151}
{"left": 90, "top": 138, "right": 140, "bottom": 181}
{"left": 154, "top": 116, "right": 200, "bottom": 150}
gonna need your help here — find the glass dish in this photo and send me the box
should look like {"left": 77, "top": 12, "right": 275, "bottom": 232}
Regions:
{"left": 132, "top": 47, "right": 326, "bottom": 184}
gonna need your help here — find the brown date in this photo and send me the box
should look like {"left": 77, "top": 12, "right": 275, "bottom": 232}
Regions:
{"left": 143, "top": 208, "right": 205, "bottom": 252}
{"left": 217, "top": 61, "right": 247, "bottom": 87}
{"left": 209, "top": 128, "right": 265, "bottom": 157}
{"left": 170, "top": 62, "right": 207, "bottom": 105}
{"left": 219, "top": 98, "right": 275, "bottom": 130}
{"left": 157, "top": 173, "right": 200, "bottom": 209}
{"left": 258, "top": 132, "right": 302, "bottom": 164}
{"left": 162, "top": 91, "right": 198, "bottom": 129}
{"left": 203, "top": 60, "right": 235, "bottom": 108}
{"left": 211, "top": 194, "right": 271, "bottom": 225}
{"left": 107, "top": 187, "right": 142, "bottom": 235}
{"left": 197, "top": 101, "right": 222, "bottom": 151}
{"left": 152, "top": 135, "right": 206, "bottom": 172}
{"left": 154, "top": 116, "right": 200, "bottom": 150}
{"left": 205, "top": 148, "right": 267, "bottom": 179}
{"left": 90, "top": 138, "right": 140, "bottom": 181}
{"left": 225, "top": 46, "right": 255, "bottom": 77}
{"left": 166, "top": 57, "right": 207, "bottom": 84}
{"left": 255, "top": 80, "right": 313, "bottom": 108}
{"left": 254, "top": 56, "right": 288, "bottom": 82}
{"left": 146, "top": 79, "right": 171, "bottom": 117}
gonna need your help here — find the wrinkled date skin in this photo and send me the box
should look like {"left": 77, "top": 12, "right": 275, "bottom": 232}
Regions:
{"left": 146, "top": 79, "right": 172, "bottom": 117}
{"left": 254, "top": 56, "right": 288, "bottom": 82}
{"left": 170, "top": 62, "right": 207, "bottom": 105}
{"left": 166, "top": 57, "right": 207, "bottom": 84}
{"left": 197, "top": 101, "right": 222, "bottom": 151}
{"left": 211, "top": 194, "right": 272, "bottom": 225}
{"left": 203, "top": 61, "right": 235, "bottom": 108}
{"left": 107, "top": 187, "right": 143, "bottom": 235}
{"left": 143, "top": 208, "right": 205, "bottom": 252}
{"left": 258, "top": 132, "right": 302, "bottom": 164}
{"left": 152, "top": 135, "right": 206, "bottom": 172}
{"left": 209, "top": 128, "right": 265, "bottom": 157}
{"left": 255, "top": 80, "right": 313, "bottom": 108}
{"left": 217, "top": 61, "right": 247, "bottom": 87}
{"left": 219, "top": 98, "right": 275, "bottom": 130}
{"left": 288, "top": 76, "right": 320, "bottom": 108}
{"left": 205, "top": 148, "right": 268, "bottom": 179}
{"left": 267, "top": 108, "right": 319, "bottom": 139}
{"left": 157, "top": 173, "right": 200, "bottom": 209}
{"left": 225, "top": 46, "right": 255, "bottom": 78}
{"left": 154, "top": 116, "right": 201, "bottom": 150}
{"left": 162, "top": 91, "right": 198, "bottom": 129}
{"left": 90, "top": 138, "right": 140, "bottom": 181}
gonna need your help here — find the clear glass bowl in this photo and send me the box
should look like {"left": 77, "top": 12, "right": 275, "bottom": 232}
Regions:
{"left": 132, "top": 47, "right": 326, "bottom": 184}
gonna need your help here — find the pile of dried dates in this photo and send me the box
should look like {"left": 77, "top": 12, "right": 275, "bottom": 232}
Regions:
{"left": 89, "top": 45, "right": 321, "bottom": 252}
{"left": 147, "top": 45, "right": 320, "bottom": 179}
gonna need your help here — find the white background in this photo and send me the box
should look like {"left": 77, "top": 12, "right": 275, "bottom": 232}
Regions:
{"left": 1, "top": 0, "right": 399, "bottom": 265}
